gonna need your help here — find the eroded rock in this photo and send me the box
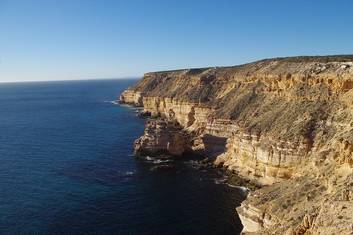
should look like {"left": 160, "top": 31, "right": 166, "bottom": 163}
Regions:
{"left": 120, "top": 55, "right": 353, "bottom": 234}
{"left": 134, "top": 119, "right": 190, "bottom": 157}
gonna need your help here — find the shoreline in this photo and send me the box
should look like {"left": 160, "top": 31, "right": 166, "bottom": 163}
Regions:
{"left": 118, "top": 56, "right": 353, "bottom": 234}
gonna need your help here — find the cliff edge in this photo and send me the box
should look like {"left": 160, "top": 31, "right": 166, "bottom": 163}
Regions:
{"left": 120, "top": 55, "right": 353, "bottom": 234}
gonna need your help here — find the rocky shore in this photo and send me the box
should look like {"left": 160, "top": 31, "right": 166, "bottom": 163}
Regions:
{"left": 120, "top": 55, "right": 353, "bottom": 234}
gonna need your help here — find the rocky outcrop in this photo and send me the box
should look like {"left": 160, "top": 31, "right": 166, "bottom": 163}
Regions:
{"left": 119, "top": 90, "right": 144, "bottom": 106}
{"left": 236, "top": 162, "right": 353, "bottom": 234}
{"left": 120, "top": 55, "right": 353, "bottom": 234}
{"left": 134, "top": 119, "right": 190, "bottom": 156}
{"left": 214, "top": 131, "right": 310, "bottom": 185}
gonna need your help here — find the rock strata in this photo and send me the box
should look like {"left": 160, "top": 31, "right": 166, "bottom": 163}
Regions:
{"left": 120, "top": 55, "right": 353, "bottom": 234}
{"left": 134, "top": 119, "right": 190, "bottom": 156}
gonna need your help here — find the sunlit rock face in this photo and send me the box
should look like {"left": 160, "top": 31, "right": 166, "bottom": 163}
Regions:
{"left": 120, "top": 56, "right": 353, "bottom": 234}
{"left": 119, "top": 90, "right": 144, "bottom": 106}
{"left": 134, "top": 119, "right": 189, "bottom": 157}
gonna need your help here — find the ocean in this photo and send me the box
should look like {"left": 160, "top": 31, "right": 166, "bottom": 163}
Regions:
{"left": 0, "top": 79, "right": 244, "bottom": 234}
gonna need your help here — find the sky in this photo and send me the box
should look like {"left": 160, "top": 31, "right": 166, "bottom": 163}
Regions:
{"left": 0, "top": 0, "right": 352, "bottom": 82}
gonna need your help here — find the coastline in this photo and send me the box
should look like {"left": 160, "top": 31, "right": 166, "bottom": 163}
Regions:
{"left": 119, "top": 56, "right": 353, "bottom": 234}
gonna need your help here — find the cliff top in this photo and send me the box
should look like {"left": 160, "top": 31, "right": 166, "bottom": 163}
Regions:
{"left": 131, "top": 55, "right": 353, "bottom": 99}
{"left": 144, "top": 55, "right": 353, "bottom": 76}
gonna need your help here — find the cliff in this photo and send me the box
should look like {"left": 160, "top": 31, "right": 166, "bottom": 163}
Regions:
{"left": 120, "top": 55, "right": 353, "bottom": 234}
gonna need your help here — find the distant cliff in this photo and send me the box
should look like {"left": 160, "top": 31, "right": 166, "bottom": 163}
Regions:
{"left": 120, "top": 55, "right": 353, "bottom": 234}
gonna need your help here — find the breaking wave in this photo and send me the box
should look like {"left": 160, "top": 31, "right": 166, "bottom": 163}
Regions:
{"left": 104, "top": 100, "right": 120, "bottom": 105}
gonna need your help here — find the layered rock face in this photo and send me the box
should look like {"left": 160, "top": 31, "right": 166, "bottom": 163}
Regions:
{"left": 134, "top": 119, "right": 190, "bottom": 156}
{"left": 120, "top": 56, "right": 353, "bottom": 234}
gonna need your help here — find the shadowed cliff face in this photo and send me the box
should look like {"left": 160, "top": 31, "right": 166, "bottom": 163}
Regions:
{"left": 120, "top": 56, "right": 353, "bottom": 234}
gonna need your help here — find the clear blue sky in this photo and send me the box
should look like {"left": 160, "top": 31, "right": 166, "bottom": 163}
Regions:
{"left": 0, "top": 0, "right": 352, "bottom": 82}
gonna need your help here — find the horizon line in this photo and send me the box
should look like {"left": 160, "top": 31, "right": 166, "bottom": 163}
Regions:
{"left": 0, "top": 76, "right": 140, "bottom": 84}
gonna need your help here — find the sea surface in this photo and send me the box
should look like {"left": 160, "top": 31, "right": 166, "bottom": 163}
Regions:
{"left": 0, "top": 79, "right": 245, "bottom": 235}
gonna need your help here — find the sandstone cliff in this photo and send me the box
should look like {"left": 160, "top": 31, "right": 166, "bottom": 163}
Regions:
{"left": 120, "top": 55, "right": 353, "bottom": 234}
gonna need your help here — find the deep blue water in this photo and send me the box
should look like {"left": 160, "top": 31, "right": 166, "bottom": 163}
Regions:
{"left": 0, "top": 79, "right": 244, "bottom": 235}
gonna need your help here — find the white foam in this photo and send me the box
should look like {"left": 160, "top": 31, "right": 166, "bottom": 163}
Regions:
{"left": 225, "top": 183, "right": 238, "bottom": 188}
{"left": 214, "top": 178, "right": 227, "bottom": 184}
{"left": 226, "top": 184, "right": 250, "bottom": 193}
{"left": 124, "top": 171, "right": 135, "bottom": 176}
{"left": 104, "top": 100, "right": 120, "bottom": 105}
{"left": 153, "top": 159, "right": 171, "bottom": 164}
{"left": 144, "top": 156, "right": 172, "bottom": 164}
